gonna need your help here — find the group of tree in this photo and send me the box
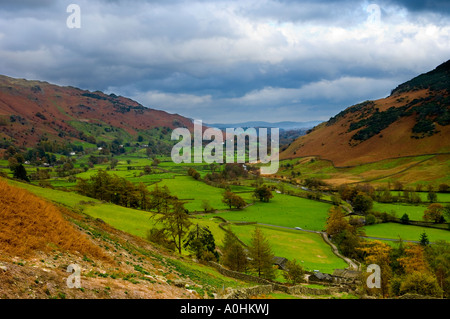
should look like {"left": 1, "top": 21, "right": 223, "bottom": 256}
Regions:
{"left": 76, "top": 169, "right": 175, "bottom": 210}
{"left": 359, "top": 239, "right": 450, "bottom": 298}
{"left": 4, "top": 142, "right": 85, "bottom": 167}
{"left": 303, "top": 177, "right": 329, "bottom": 190}
{"left": 221, "top": 226, "right": 304, "bottom": 283}
{"left": 338, "top": 184, "right": 374, "bottom": 214}
{"left": 187, "top": 167, "right": 201, "bottom": 180}
{"left": 253, "top": 185, "right": 274, "bottom": 202}
{"left": 375, "top": 184, "right": 441, "bottom": 204}
{"left": 95, "top": 139, "right": 126, "bottom": 156}
{"left": 203, "top": 163, "right": 249, "bottom": 185}
{"left": 325, "top": 205, "right": 449, "bottom": 298}
{"left": 9, "top": 161, "right": 30, "bottom": 182}
{"left": 183, "top": 223, "right": 219, "bottom": 261}
{"left": 423, "top": 203, "right": 450, "bottom": 224}
{"left": 325, "top": 206, "right": 366, "bottom": 259}
{"left": 222, "top": 188, "right": 247, "bottom": 209}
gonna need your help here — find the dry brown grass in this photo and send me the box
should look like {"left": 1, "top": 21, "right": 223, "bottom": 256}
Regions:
{"left": 281, "top": 89, "right": 450, "bottom": 167}
{"left": 0, "top": 179, "right": 104, "bottom": 258}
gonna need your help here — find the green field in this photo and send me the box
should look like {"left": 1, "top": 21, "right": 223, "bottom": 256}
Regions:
{"left": 372, "top": 202, "right": 429, "bottom": 221}
{"left": 7, "top": 178, "right": 226, "bottom": 252}
{"left": 7, "top": 147, "right": 450, "bottom": 282}
{"left": 230, "top": 224, "right": 347, "bottom": 273}
{"left": 363, "top": 222, "right": 450, "bottom": 243}
{"left": 154, "top": 175, "right": 253, "bottom": 212}
{"left": 6, "top": 177, "right": 348, "bottom": 273}
{"left": 7, "top": 179, "right": 101, "bottom": 208}
{"left": 205, "top": 193, "right": 331, "bottom": 231}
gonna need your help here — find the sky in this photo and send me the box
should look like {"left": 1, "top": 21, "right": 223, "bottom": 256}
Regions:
{"left": 0, "top": 0, "right": 449, "bottom": 123}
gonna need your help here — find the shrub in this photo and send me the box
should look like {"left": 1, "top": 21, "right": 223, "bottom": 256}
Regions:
{"left": 365, "top": 214, "right": 377, "bottom": 225}
{"left": 399, "top": 272, "right": 442, "bottom": 297}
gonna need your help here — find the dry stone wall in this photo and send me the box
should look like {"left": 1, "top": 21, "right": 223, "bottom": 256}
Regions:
{"left": 209, "top": 262, "right": 352, "bottom": 299}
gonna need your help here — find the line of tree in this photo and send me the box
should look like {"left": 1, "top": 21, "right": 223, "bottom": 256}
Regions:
{"left": 338, "top": 183, "right": 444, "bottom": 208}
{"left": 203, "top": 163, "right": 249, "bottom": 185}
{"left": 75, "top": 169, "right": 179, "bottom": 213}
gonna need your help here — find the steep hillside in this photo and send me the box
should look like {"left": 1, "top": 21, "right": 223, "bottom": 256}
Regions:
{"left": 0, "top": 178, "right": 206, "bottom": 299}
{"left": 281, "top": 60, "right": 450, "bottom": 166}
{"left": 0, "top": 75, "right": 193, "bottom": 148}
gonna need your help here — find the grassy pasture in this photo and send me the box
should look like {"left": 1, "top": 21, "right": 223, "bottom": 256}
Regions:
{"left": 206, "top": 193, "right": 331, "bottom": 231}
{"left": 7, "top": 179, "right": 100, "bottom": 208}
{"left": 372, "top": 202, "right": 428, "bottom": 221}
{"left": 229, "top": 224, "right": 347, "bottom": 273}
{"left": 153, "top": 175, "right": 252, "bottom": 212}
{"left": 363, "top": 222, "right": 450, "bottom": 243}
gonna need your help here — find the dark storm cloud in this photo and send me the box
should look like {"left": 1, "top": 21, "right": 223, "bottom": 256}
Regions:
{"left": 0, "top": 0, "right": 57, "bottom": 9}
{"left": 388, "top": 0, "right": 450, "bottom": 14}
{"left": 0, "top": 0, "right": 449, "bottom": 122}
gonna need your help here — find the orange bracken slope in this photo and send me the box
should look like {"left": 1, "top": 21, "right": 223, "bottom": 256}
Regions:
{"left": 281, "top": 61, "right": 450, "bottom": 166}
{"left": 0, "top": 178, "right": 105, "bottom": 257}
{"left": 0, "top": 74, "right": 193, "bottom": 147}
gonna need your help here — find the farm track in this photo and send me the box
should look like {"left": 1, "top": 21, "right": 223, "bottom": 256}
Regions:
{"left": 346, "top": 155, "right": 437, "bottom": 184}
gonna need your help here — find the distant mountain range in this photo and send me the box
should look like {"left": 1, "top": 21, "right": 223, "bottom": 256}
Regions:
{"left": 204, "top": 120, "right": 322, "bottom": 131}
{"left": 281, "top": 60, "right": 450, "bottom": 166}
{"left": 2, "top": 58, "right": 449, "bottom": 167}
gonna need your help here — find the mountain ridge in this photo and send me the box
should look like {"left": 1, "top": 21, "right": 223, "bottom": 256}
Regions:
{"left": 0, "top": 74, "right": 193, "bottom": 148}
{"left": 280, "top": 60, "right": 450, "bottom": 166}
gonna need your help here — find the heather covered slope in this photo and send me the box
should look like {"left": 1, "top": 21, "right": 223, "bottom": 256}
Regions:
{"left": 0, "top": 75, "right": 193, "bottom": 147}
{"left": 281, "top": 60, "right": 450, "bottom": 166}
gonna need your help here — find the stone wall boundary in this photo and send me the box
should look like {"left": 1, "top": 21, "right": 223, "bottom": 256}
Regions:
{"left": 209, "top": 262, "right": 351, "bottom": 299}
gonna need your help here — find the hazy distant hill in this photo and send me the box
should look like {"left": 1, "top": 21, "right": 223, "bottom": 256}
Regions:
{"left": 281, "top": 60, "right": 450, "bottom": 166}
{"left": 205, "top": 120, "right": 322, "bottom": 131}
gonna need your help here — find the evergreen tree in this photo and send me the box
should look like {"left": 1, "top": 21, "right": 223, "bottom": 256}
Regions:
{"left": 221, "top": 227, "right": 248, "bottom": 272}
{"left": 420, "top": 232, "right": 430, "bottom": 246}
{"left": 248, "top": 227, "right": 275, "bottom": 279}
{"left": 155, "top": 199, "right": 192, "bottom": 254}
{"left": 12, "top": 164, "right": 30, "bottom": 182}
{"left": 400, "top": 213, "right": 410, "bottom": 224}
{"left": 183, "top": 224, "right": 218, "bottom": 261}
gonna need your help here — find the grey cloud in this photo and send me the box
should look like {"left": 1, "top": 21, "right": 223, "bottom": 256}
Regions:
{"left": 387, "top": 0, "right": 450, "bottom": 13}
{"left": 0, "top": 0, "right": 57, "bottom": 9}
{"left": 0, "top": 0, "right": 449, "bottom": 123}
